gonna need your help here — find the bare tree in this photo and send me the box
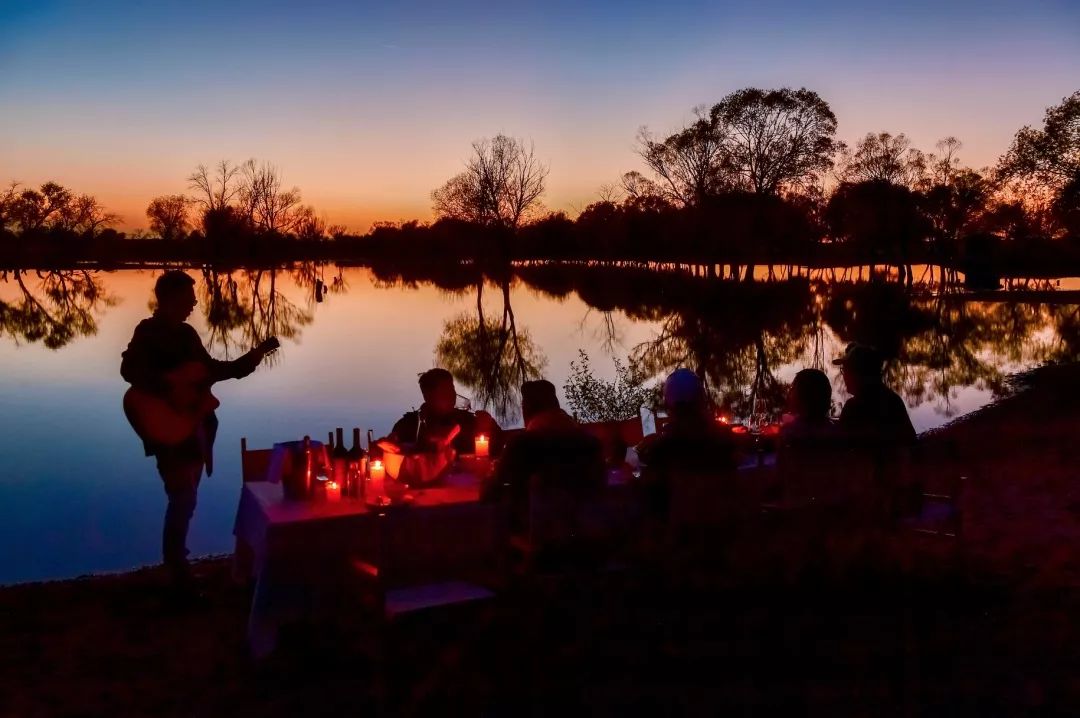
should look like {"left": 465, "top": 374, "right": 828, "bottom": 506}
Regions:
{"left": 930, "top": 137, "right": 963, "bottom": 186}
{"left": 146, "top": 194, "right": 192, "bottom": 240}
{"left": 187, "top": 160, "right": 243, "bottom": 211}
{"left": 239, "top": 160, "right": 302, "bottom": 233}
{"left": 431, "top": 134, "right": 548, "bottom": 229}
{"left": 65, "top": 194, "right": 119, "bottom": 236}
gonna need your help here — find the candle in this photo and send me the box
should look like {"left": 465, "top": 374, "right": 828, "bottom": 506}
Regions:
{"left": 325, "top": 480, "right": 342, "bottom": 502}
{"left": 474, "top": 434, "right": 490, "bottom": 457}
{"left": 368, "top": 460, "right": 385, "bottom": 498}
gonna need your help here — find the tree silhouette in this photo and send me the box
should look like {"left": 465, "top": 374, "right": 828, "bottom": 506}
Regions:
{"left": 836, "top": 132, "right": 927, "bottom": 188}
{"left": 239, "top": 160, "right": 302, "bottom": 234}
{"left": 997, "top": 91, "right": 1080, "bottom": 191}
{"left": 637, "top": 107, "right": 731, "bottom": 207}
{"left": 826, "top": 180, "right": 928, "bottom": 272}
{"left": 188, "top": 160, "right": 243, "bottom": 212}
{"left": 432, "top": 135, "right": 548, "bottom": 230}
{"left": 713, "top": 87, "right": 838, "bottom": 196}
{"left": 146, "top": 195, "right": 192, "bottom": 240}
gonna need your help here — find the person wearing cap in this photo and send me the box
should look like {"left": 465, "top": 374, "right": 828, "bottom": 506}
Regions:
{"left": 833, "top": 342, "right": 918, "bottom": 515}
{"left": 388, "top": 368, "right": 501, "bottom": 456}
{"left": 636, "top": 368, "right": 738, "bottom": 517}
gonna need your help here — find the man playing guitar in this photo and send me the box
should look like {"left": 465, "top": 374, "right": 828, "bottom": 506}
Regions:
{"left": 121, "top": 271, "right": 277, "bottom": 599}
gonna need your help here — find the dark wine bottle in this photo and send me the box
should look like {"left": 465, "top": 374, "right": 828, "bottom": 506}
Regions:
{"left": 332, "top": 427, "right": 347, "bottom": 487}
{"left": 302, "top": 435, "right": 313, "bottom": 498}
{"left": 348, "top": 427, "right": 365, "bottom": 498}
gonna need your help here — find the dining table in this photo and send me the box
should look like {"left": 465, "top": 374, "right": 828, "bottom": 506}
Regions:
{"left": 233, "top": 471, "right": 489, "bottom": 658}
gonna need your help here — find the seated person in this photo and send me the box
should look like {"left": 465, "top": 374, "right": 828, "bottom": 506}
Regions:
{"left": 388, "top": 368, "right": 501, "bottom": 457}
{"left": 484, "top": 380, "right": 604, "bottom": 532}
{"left": 636, "top": 368, "right": 738, "bottom": 517}
{"left": 777, "top": 368, "right": 856, "bottom": 506}
{"left": 833, "top": 343, "right": 918, "bottom": 515}
{"left": 834, "top": 343, "right": 916, "bottom": 448}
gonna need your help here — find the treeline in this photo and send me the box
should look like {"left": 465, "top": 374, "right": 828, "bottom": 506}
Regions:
{"left": 2, "top": 88, "right": 1078, "bottom": 271}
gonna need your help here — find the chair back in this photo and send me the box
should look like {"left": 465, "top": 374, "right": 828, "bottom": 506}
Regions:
{"left": 240, "top": 437, "right": 273, "bottom": 483}
{"left": 580, "top": 416, "right": 645, "bottom": 463}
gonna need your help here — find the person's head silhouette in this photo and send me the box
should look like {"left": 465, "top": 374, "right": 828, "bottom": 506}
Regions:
{"left": 154, "top": 271, "right": 197, "bottom": 323}
{"left": 832, "top": 343, "right": 883, "bottom": 395}
{"left": 663, "top": 368, "right": 707, "bottom": 422}
{"left": 521, "top": 379, "right": 559, "bottom": 426}
{"left": 418, "top": 368, "right": 457, "bottom": 415}
{"left": 788, "top": 368, "right": 832, "bottom": 421}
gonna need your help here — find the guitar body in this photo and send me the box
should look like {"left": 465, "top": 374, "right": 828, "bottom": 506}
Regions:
{"left": 123, "top": 362, "right": 220, "bottom": 447}
{"left": 122, "top": 336, "right": 278, "bottom": 448}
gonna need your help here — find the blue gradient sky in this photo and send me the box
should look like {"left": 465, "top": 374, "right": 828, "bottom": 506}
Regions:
{"left": 2, "top": 0, "right": 1078, "bottom": 230}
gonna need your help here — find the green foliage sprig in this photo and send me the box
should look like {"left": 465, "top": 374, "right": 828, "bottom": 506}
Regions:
{"left": 563, "top": 349, "right": 657, "bottom": 423}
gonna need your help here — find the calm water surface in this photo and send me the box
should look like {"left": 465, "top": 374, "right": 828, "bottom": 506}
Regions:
{"left": 1, "top": 264, "right": 1078, "bottom": 584}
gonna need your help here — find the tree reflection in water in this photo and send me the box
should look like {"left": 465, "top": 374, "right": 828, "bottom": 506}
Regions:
{"left": 516, "top": 263, "right": 1080, "bottom": 421}
{"left": 2, "top": 262, "right": 1077, "bottom": 424}
{"left": 0, "top": 269, "right": 115, "bottom": 349}
{"left": 197, "top": 268, "right": 315, "bottom": 363}
{"left": 436, "top": 276, "right": 546, "bottom": 423}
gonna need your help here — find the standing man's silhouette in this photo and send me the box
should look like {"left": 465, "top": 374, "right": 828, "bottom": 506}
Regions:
{"left": 121, "top": 271, "right": 277, "bottom": 598}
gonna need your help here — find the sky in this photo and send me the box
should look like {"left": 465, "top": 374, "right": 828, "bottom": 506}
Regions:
{"left": 1, "top": 0, "right": 1079, "bottom": 232}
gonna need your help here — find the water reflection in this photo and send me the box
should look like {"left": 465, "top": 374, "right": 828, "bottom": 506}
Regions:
{"left": 197, "top": 268, "right": 316, "bottom": 362}
{"left": 513, "top": 263, "right": 1080, "bottom": 422}
{"left": 435, "top": 275, "right": 547, "bottom": 423}
{"left": 1, "top": 262, "right": 1078, "bottom": 584}
{"left": 0, "top": 269, "right": 115, "bottom": 349}
{"left": 1, "top": 262, "right": 1078, "bottom": 424}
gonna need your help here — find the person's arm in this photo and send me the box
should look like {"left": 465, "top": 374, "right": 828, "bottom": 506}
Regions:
{"left": 387, "top": 413, "right": 416, "bottom": 446}
{"left": 185, "top": 325, "right": 261, "bottom": 383}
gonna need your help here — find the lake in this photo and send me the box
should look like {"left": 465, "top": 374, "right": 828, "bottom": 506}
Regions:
{"left": 1, "top": 262, "right": 1078, "bottom": 585}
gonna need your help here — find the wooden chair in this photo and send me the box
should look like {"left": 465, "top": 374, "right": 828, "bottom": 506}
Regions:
{"left": 240, "top": 437, "right": 272, "bottom": 483}
{"left": 902, "top": 474, "right": 965, "bottom": 541}
{"left": 580, "top": 416, "right": 645, "bottom": 465}
{"left": 351, "top": 503, "right": 505, "bottom": 713}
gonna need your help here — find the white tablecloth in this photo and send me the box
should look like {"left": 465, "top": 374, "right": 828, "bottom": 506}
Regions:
{"left": 234, "top": 477, "right": 483, "bottom": 657}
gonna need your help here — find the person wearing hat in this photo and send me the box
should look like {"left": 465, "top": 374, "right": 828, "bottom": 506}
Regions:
{"left": 833, "top": 343, "right": 915, "bottom": 446}
{"left": 636, "top": 368, "right": 738, "bottom": 517}
{"left": 833, "top": 342, "right": 918, "bottom": 515}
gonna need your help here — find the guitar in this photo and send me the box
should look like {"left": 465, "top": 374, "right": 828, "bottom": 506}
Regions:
{"left": 124, "top": 337, "right": 279, "bottom": 447}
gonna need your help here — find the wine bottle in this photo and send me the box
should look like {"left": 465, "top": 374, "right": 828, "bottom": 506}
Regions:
{"left": 348, "top": 427, "right": 366, "bottom": 498}
{"left": 302, "top": 435, "right": 313, "bottom": 498}
{"left": 332, "top": 427, "right": 347, "bottom": 488}
{"left": 327, "top": 431, "right": 335, "bottom": 453}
